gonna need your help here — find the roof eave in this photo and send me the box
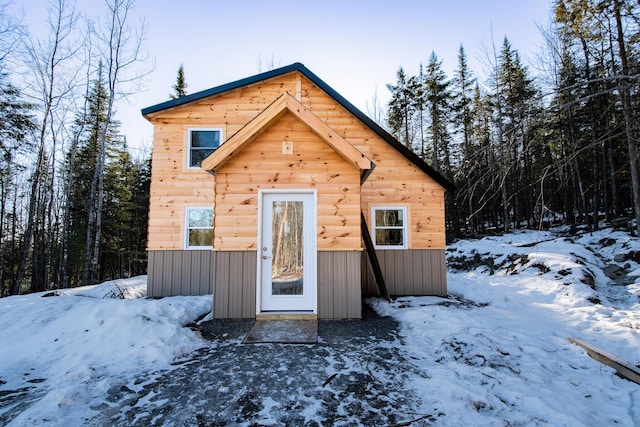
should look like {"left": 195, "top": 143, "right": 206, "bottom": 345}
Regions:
{"left": 141, "top": 62, "right": 456, "bottom": 192}
{"left": 141, "top": 63, "right": 305, "bottom": 117}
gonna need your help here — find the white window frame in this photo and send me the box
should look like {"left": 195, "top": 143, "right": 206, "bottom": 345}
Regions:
{"left": 371, "top": 206, "right": 408, "bottom": 250}
{"left": 187, "top": 128, "right": 223, "bottom": 169}
{"left": 184, "top": 207, "right": 214, "bottom": 249}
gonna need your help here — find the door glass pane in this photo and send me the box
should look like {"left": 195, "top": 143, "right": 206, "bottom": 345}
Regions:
{"left": 271, "top": 201, "right": 303, "bottom": 295}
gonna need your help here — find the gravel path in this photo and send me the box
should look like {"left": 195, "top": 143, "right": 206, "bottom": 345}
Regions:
{"left": 93, "top": 305, "right": 434, "bottom": 426}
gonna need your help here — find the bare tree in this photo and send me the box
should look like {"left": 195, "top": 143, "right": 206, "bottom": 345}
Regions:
{"left": 58, "top": 26, "right": 94, "bottom": 288}
{"left": 13, "top": 0, "right": 81, "bottom": 294}
{"left": 0, "top": 1, "right": 23, "bottom": 66}
{"left": 613, "top": 0, "right": 640, "bottom": 235}
{"left": 82, "top": 0, "right": 148, "bottom": 285}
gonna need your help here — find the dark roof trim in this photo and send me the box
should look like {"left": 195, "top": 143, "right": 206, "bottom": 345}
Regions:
{"left": 141, "top": 62, "right": 456, "bottom": 192}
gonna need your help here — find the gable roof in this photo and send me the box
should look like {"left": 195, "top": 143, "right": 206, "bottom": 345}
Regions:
{"left": 141, "top": 62, "right": 456, "bottom": 192}
{"left": 201, "top": 92, "right": 372, "bottom": 172}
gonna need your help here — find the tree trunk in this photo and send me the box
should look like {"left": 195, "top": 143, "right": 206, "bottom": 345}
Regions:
{"left": 613, "top": 0, "right": 640, "bottom": 235}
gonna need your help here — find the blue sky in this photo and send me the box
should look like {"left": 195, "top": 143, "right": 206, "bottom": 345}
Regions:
{"left": 15, "top": 0, "right": 553, "bottom": 152}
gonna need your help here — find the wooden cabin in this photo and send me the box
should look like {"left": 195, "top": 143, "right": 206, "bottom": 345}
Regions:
{"left": 141, "top": 63, "right": 454, "bottom": 319}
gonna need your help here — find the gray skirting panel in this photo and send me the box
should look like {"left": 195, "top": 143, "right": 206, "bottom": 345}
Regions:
{"left": 362, "top": 249, "right": 447, "bottom": 297}
{"left": 148, "top": 250, "right": 363, "bottom": 319}
{"left": 317, "top": 251, "right": 362, "bottom": 319}
{"left": 147, "top": 250, "right": 216, "bottom": 297}
{"left": 148, "top": 249, "right": 446, "bottom": 314}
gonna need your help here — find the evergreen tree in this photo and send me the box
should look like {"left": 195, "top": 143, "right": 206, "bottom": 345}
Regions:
{"left": 424, "top": 51, "right": 452, "bottom": 175}
{"left": 491, "top": 38, "right": 539, "bottom": 230}
{"left": 0, "top": 71, "right": 35, "bottom": 295}
{"left": 66, "top": 66, "right": 120, "bottom": 285}
{"left": 386, "top": 67, "right": 416, "bottom": 147}
{"left": 170, "top": 64, "right": 188, "bottom": 99}
{"left": 451, "top": 45, "right": 477, "bottom": 233}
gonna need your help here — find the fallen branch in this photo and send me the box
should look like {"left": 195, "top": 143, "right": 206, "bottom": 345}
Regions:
{"left": 322, "top": 373, "right": 337, "bottom": 388}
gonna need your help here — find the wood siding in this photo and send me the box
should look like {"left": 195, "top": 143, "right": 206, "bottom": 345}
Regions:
{"left": 145, "top": 70, "right": 446, "bottom": 253}
{"left": 145, "top": 69, "right": 449, "bottom": 314}
{"left": 213, "top": 251, "right": 257, "bottom": 319}
{"left": 147, "top": 250, "right": 215, "bottom": 297}
{"left": 318, "top": 251, "right": 362, "bottom": 319}
{"left": 214, "top": 112, "right": 362, "bottom": 251}
{"left": 362, "top": 249, "right": 447, "bottom": 297}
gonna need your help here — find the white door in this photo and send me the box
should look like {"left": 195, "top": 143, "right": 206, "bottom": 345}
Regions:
{"left": 259, "top": 191, "right": 316, "bottom": 312}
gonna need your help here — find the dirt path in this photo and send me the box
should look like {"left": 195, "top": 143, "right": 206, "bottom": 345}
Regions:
{"left": 90, "top": 307, "right": 434, "bottom": 426}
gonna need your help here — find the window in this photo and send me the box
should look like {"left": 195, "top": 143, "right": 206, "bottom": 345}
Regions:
{"left": 372, "top": 207, "right": 407, "bottom": 249}
{"left": 188, "top": 129, "right": 222, "bottom": 168}
{"left": 185, "top": 207, "right": 213, "bottom": 249}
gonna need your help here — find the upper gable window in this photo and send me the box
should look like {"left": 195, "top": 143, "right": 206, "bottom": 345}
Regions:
{"left": 188, "top": 128, "right": 222, "bottom": 168}
{"left": 372, "top": 207, "right": 408, "bottom": 249}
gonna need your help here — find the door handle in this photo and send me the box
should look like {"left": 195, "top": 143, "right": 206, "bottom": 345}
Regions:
{"left": 262, "top": 255, "right": 270, "bottom": 259}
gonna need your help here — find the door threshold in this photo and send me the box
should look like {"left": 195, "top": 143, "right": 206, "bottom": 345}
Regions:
{"left": 256, "top": 312, "right": 317, "bottom": 320}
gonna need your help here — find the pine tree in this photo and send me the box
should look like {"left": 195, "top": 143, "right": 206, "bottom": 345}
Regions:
{"left": 0, "top": 71, "right": 35, "bottom": 295}
{"left": 66, "top": 65, "right": 120, "bottom": 285}
{"left": 386, "top": 67, "right": 416, "bottom": 147}
{"left": 492, "top": 38, "right": 539, "bottom": 229}
{"left": 424, "top": 51, "right": 452, "bottom": 175}
{"left": 451, "top": 45, "right": 477, "bottom": 233}
{"left": 170, "top": 64, "right": 188, "bottom": 99}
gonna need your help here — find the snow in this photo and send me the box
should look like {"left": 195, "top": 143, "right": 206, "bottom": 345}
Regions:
{"left": 1, "top": 227, "right": 640, "bottom": 425}
{"left": 371, "top": 227, "right": 640, "bottom": 425}
{"left": 0, "top": 276, "right": 212, "bottom": 425}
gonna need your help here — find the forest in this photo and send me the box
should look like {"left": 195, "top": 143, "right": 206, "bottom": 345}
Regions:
{"left": 1, "top": 0, "right": 639, "bottom": 295}
{"left": 0, "top": 0, "right": 149, "bottom": 296}
{"left": 385, "top": 0, "right": 640, "bottom": 240}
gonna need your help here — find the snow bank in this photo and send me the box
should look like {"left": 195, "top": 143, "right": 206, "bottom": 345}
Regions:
{"left": 0, "top": 276, "right": 211, "bottom": 425}
{"left": 371, "top": 227, "right": 640, "bottom": 426}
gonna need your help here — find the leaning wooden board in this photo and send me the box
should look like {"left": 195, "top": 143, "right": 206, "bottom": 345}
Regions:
{"left": 568, "top": 337, "right": 640, "bottom": 385}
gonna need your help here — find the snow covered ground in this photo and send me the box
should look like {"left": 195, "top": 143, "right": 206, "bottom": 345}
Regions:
{"left": 1, "top": 226, "right": 639, "bottom": 425}
{"left": 0, "top": 277, "right": 212, "bottom": 425}
{"left": 372, "top": 226, "right": 640, "bottom": 425}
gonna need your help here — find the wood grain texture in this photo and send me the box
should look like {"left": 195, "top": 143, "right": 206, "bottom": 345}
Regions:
{"left": 214, "top": 113, "right": 362, "bottom": 250}
{"left": 145, "top": 70, "right": 447, "bottom": 252}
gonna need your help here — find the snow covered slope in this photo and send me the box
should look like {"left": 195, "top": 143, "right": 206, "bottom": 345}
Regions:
{"left": 0, "top": 277, "right": 211, "bottom": 425}
{"left": 372, "top": 227, "right": 640, "bottom": 425}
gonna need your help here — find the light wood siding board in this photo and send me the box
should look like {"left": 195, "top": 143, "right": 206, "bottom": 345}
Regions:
{"left": 317, "top": 251, "right": 361, "bottom": 319}
{"left": 361, "top": 249, "right": 447, "bottom": 296}
{"left": 147, "top": 71, "right": 446, "bottom": 252}
{"left": 214, "top": 112, "right": 361, "bottom": 251}
{"left": 147, "top": 74, "right": 300, "bottom": 250}
{"left": 300, "top": 78, "right": 447, "bottom": 250}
